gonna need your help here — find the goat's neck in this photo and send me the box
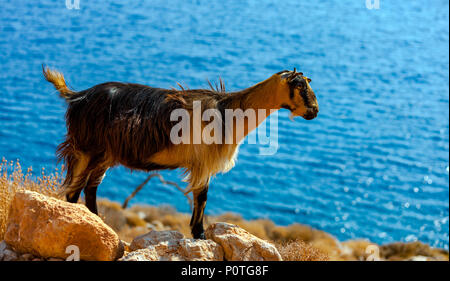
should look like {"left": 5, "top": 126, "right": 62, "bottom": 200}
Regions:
{"left": 221, "top": 76, "right": 281, "bottom": 139}
{"left": 227, "top": 76, "right": 280, "bottom": 111}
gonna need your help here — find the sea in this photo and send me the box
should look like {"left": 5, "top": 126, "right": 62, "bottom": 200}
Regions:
{"left": 0, "top": 0, "right": 448, "bottom": 249}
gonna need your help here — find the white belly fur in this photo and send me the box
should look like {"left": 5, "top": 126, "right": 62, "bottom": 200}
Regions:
{"left": 148, "top": 142, "right": 241, "bottom": 193}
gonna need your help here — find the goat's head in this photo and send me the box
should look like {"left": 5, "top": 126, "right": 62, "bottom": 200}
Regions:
{"left": 275, "top": 68, "right": 319, "bottom": 120}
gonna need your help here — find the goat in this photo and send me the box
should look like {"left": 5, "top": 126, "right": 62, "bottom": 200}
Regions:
{"left": 43, "top": 66, "right": 319, "bottom": 239}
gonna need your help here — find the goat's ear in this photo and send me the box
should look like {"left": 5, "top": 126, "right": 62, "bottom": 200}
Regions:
{"left": 307, "top": 78, "right": 311, "bottom": 83}
{"left": 277, "top": 70, "right": 290, "bottom": 75}
{"left": 278, "top": 70, "right": 291, "bottom": 80}
{"left": 287, "top": 71, "right": 303, "bottom": 83}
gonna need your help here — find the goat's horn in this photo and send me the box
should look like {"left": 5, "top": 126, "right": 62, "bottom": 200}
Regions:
{"left": 288, "top": 67, "right": 297, "bottom": 81}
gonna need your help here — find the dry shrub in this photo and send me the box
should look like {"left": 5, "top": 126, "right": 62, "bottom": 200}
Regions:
{"left": 129, "top": 204, "right": 177, "bottom": 222}
{"left": 275, "top": 239, "right": 328, "bottom": 261}
{"left": 310, "top": 239, "right": 341, "bottom": 260}
{"left": 379, "top": 241, "right": 449, "bottom": 261}
{"left": 116, "top": 226, "right": 149, "bottom": 243}
{"left": 98, "top": 199, "right": 128, "bottom": 231}
{"left": 160, "top": 213, "right": 191, "bottom": 237}
{"left": 338, "top": 240, "right": 449, "bottom": 261}
{"left": 269, "top": 223, "right": 315, "bottom": 242}
{"left": 129, "top": 205, "right": 162, "bottom": 222}
{"left": 124, "top": 210, "right": 147, "bottom": 227}
{"left": 214, "top": 212, "right": 244, "bottom": 224}
{"left": 0, "top": 158, "right": 63, "bottom": 240}
{"left": 236, "top": 220, "right": 272, "bottom": 240}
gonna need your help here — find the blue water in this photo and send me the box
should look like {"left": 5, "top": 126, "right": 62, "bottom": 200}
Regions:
{"left": 0, "top": 0, "right": 448, "bottom": 249}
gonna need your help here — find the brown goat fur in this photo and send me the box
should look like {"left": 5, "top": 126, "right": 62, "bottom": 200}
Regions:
{"left": 43, "top": 66, "right": 318, "bottom": 238}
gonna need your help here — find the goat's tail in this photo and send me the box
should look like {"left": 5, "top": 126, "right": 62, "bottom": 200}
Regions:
{"left": 42, "top": 65, "right": 75, "bottom": 99}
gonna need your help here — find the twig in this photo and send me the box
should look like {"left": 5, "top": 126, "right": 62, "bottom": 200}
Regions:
{"left": 122, "top": 173, "right": 193, "bottom": 210}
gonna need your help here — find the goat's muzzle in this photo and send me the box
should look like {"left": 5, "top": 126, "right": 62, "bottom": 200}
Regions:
{"left": 303, "top": 105, "right": 319, "bottom": 120}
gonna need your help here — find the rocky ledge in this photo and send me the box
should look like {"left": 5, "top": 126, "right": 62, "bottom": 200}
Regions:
{"left": 0, "top": 190, "right": 282, "bottom": 261}
{"left": 0, "top": 190, "right": 448, "bottom": 261}
{"left": 119, "top": 222, "right": 281, "bottom": 261}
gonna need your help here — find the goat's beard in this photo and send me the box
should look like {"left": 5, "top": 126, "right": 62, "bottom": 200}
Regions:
{"left": 289, "top": 112, "right": 296, "bottom": 122}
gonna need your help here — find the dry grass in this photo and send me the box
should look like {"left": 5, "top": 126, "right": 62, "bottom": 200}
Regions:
{"left": 275, "top": 239, "right": 329, "bottom": 261}
{"left": 0, "top": 159, "right": 63, "bottom": 240}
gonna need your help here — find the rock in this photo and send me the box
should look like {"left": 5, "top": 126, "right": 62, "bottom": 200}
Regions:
{"left": 205, "top": 222, "right": 282, "bottom": 261}
{"left": 19, "top": 253, "right": 34, "bottom": 261}
{"left": 408, "top": 255, "right": 431, "bottom": 261}
{"left": 130, "top": 230, "right": 184, "bottom": 251}
{"left": 124, "top": 230, "right": 223, "bottom": 261}
{"left": 0, "top": 241, "right": 8, "bottom": 261}
{"left": 47, "top": 257, "right": 64, "bottom": 261}
{"left": 0, "top": 240, "right": 8, "bottom": 251}
{"left": 4, "top": 190, "right": 124, "bottom": 261}
{"left": 121, "top": 240, "right": 131, "bottom": 253}
{"left": 137, "top": 211, "right": 146, "bottom": 220}
{"left": 177, "top": 239, "right": 223, "bottom": 261}
{"left": 119, "top": 248, "right": 159, "bottom": 261}
{"left": 151, "top": 239, "right": 181, "bottom": 260}
{"left": 0, "top": 241, "right": 15, "bottom": 261}
{"left": 2, "top": 249, "right": 18, "bottom": 261}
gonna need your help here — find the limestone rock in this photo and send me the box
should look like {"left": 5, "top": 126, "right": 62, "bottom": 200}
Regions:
{"left": 119, "top": 248, "right": 159, "bottom": 261}
{"left": 0, "top": 241, "right": 19, "bottom": 261}
{"left": 177, "top": 239, "right": 224, "bottom": 261}
{"left": 0, "top": 240, "right": 17, "bottom": 261}
{"left": 130, "top": 230, "right": 184, "bottom": 251}
{"left": 47, "top": 257, "right": 65, "bottom": 261}
{"left": 0, "top": 241, "right": 8, "bottom": 261}
{"left": 205, "top": 222, "right": 282, "bottom": 261}
{"left": 121, "top": 240, "right": 131, "bottom": 253}
{"left": 124, "top": 230, "right": 223, "bottom": 261}
{"left": 4, "top": 190, "right": 124, "bottom": 261}
{"left": 19, "top": 253, "right": 34, "bottom": 261}
{"left": 2, "top": 249, "right": 18, "bottom": 261}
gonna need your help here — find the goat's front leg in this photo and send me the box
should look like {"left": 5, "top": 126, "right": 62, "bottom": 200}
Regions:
{"left": 190, "top": 185, "right": 209, "bottom": 239}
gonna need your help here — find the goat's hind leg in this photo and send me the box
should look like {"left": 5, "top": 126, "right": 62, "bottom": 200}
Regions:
{"left": 63, "top": 153, "right": 91, "bottom": 203}
{"left": 66, "top": 189, "right": 82, "bottom": 203}
{"left": 190, "top": 185, "right": 209, "bottom": 239}
{"left": 84, "top": 166, "right": 107, "bottom": 215}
